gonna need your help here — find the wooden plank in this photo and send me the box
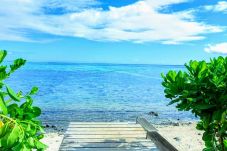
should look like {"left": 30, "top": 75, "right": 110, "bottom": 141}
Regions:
{"left": 60, "top": 142, "right": 155, "bottom": 148}
{"left": 67, "top": 127, "right": 144, "bottom": 131}
{"left": 62, "top": 138, "right": 151, "bottom": 143}
{"left": 65, "top": 131, "right": 146, "bottom": 135}
{"left": 68, "top": 125, "right": 141, "bottom": 128}
{"left": 64, "top": 134, "right": 146, "bottom": 139}
{"left": 70, "top": 122, "right": 135, "bottom": 125}
{"left": 60, "top": 147, "right": 158, "bottom": 151}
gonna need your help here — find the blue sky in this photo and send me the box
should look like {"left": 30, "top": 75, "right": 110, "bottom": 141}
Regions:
{"left": 0, "top": 0, "right": 227, "bottom": 64}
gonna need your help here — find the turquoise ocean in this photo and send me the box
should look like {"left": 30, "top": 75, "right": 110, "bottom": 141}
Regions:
{"left": 6, "top": 63, "right": 196, "bottom": 128}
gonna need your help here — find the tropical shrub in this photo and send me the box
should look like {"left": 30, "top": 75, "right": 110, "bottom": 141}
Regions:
{"left": 0, "top": 50, "right": 47, "bottom": 150}
{"left": 162, "top": 56, "right": 227, "bottom": 151}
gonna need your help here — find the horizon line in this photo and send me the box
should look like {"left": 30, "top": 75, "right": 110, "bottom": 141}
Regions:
{"left": 6, "top": 60, "right": 185, "bottom": 66}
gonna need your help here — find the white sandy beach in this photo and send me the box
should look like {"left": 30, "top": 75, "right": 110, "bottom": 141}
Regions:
{"left": 156, "top": 123, "right": 204, "bottom": 151}
{"left": 43, "top": 122, "right": 204, "bottom": 151}
{"left": 42, "top": 133, "right": 64, "bottom": 151}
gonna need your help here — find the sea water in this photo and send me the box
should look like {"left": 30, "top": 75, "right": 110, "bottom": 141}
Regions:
{"left": 6, "top": 62, "right": 196, "bottom": 127}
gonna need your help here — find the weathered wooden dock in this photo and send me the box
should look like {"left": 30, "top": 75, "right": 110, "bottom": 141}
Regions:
{"left": 60, "top": 122, "right": 156, "bottom": 151}
{"left": 60, "top": 118, "right": 178, "bottom": 151}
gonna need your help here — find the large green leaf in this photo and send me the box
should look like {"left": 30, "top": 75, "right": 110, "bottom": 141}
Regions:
{"left": 29, "top": 87, "right": 38, "bottom": 95}
{"left": 37, "top": 134, "right": 44, "bottom": 140}
{"left": 5, "top": 124, "right": 21, "bottom": 147}
{"left": 202, "top": 132, "right": 212, "bottom": 141}
{"left": 189, "top": 60, "right": 198, "bottom": 74}
{"left": 0, "top": 50, "right": 7, "bottom": 63}
{"left": 32, "top": 107, "right": 41, "bottom": 117}
{"left": 27, "top": 137, "right": 35, "bottom": 147}
{"left": 0, "top": 94, "right": 7, "bottom": 115}
{"left": 166, "top": 70, "right": 177, "bottom": 82}
{"left": 196, "top": 122, "right": 204, "bottom": 130}
{"left": 13, "top": 143, "right": 30, "bottom": 151}
{"left": 224, "top": 140, "right": 227, "bottom": 149}
{"left": 0, "top": 66, "right": 7, "bottom": 81}
{"left": 9, "top": 58, "right": 26, "bottom": 74}
{"left": 0, "top": 121, "right": 9, "bottom": 138}
{"left": 6, "top": 86, "right": 20, "bottom": 102}
{"left": 1, "top": 123, "right": 21, "bottom": 148}
{"left": 34, "top": 139, "right": 47, "bottom": 150}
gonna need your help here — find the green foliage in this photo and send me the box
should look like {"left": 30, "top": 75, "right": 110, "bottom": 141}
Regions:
{"left": 162, "top": 56, "right": 227, "bottom": 151}
{"left": 0, "top": 50, "right": 47, "bottom": 150}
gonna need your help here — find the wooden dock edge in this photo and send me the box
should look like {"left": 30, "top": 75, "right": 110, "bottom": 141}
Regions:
{"left": 136, "top": 117, "right": 178, "bottom": 151}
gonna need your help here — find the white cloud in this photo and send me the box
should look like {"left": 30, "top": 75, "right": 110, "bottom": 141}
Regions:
{"left": 0, "top": 0, "right": 224, "bottom": 43}
{"left": 204, "top": 1, "right": 227, "bottom": 13}
{"left": 44, "top": 0, "right": 100, "bottom": 12}
{"left": 205, "top": 42, "right": 227, "bottom": 54}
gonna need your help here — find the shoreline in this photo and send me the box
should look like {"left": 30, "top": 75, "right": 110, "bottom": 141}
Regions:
{"left": 43, "top": 121, "right": 203, "bottom": 151}
{"left": 42, "top": 119, "right": 197, "bottom": 136}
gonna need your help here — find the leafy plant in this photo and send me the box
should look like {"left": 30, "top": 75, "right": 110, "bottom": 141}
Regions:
{"left": 0, "top": 50, "right": 47, "bottom": 150}
{"left": 162, "top": 56, "right": 227, "bottom": 151}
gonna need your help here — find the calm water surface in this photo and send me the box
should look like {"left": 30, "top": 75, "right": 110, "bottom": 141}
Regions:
{"left": 6, "top": 63, "right": 195, "bottom": 127}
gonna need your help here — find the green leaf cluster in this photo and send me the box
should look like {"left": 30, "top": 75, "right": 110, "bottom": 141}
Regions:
{"left": 0, "top": 50, "right": 47, "bottom": 150}
{"left": 162, "top": 56, "right": 227, "bottom": 151}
